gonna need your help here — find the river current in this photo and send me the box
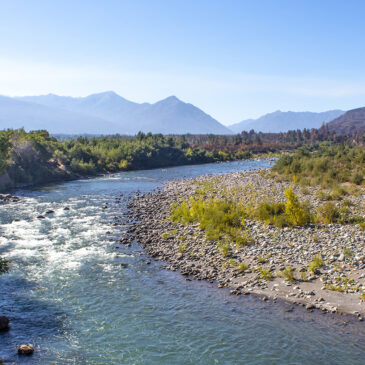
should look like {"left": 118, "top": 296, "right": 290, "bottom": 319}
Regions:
{"left": 0, "top": 160, "right": 364, "bottom": 364}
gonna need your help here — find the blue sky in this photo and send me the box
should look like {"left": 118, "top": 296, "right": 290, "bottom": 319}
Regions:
{"left": 1, "top": 0, "right": 365, "bottom": 124}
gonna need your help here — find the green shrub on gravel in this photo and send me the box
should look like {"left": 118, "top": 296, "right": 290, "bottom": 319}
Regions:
{"left": 171, "top": 196, "right": 252, "bottom": 246}
{"left": 254, "top": 186, "right": 312, "bottom": 228}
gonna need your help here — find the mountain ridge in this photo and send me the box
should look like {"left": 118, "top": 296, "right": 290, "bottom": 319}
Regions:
{"left": 11, "top": 92, "right": 231, "bottom": 135}
{"left": 229, "top": 110, "right": 345, "bottom": 133}
{"left": 327, "top": 107, "right": 365, "bottom": 135}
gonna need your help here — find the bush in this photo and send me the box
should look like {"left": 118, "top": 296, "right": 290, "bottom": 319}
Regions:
{"left": 352, "top": 173, "right": 363, "bottom": 185}
{"left": 308, "top": 253, "right": 324, "bottom": 273}
{"left": 237, "top": 262, "right": 248, "bottom": 273}
{"left": 317, "top": 202, "right": 339, "bottom": 224}
{"left": 258, "top": 267, "right": 273, "bottom": 280}
{"left": 282, "top": 266, "right": 295, "bottom": 282}
{"left": 254, "top": 186, "right": 311, "bottom": 227}
{"left": 284, "top": 186, "right": 311, "bottom": 226}
{"left": 171, "top": 196, "right": 252, "bottom": 247}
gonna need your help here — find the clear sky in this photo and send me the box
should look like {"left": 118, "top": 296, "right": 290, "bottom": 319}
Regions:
{"left": 1, "top": 0, "right": 365, "bottom": 125}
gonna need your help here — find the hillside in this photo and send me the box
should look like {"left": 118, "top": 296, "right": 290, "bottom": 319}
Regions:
{"left": 327, "top": 107, "right": 365, "bottom": 135}
{"left": 13, "top": 92, "right": 232, "bottom": 135}
{"left": 229, "top": 110, "right": 345, "bottom": 133}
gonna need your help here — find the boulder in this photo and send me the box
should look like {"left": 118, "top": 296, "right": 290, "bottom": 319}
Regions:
{"left": 18, "top": 344, "right": 34, "bottom": 355}
{"left": 0, "top": 316, "right": 9, "bottom": 331}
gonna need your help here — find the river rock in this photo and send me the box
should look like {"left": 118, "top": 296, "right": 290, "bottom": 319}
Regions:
{"left": 18, "top": 344, "right": 34, "bottom": 355}
{"left": 0, "top": 316, "right": 10, "bottom": 331}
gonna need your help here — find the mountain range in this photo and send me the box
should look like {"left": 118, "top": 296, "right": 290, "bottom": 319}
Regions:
{"left": 0, "top": 91, "right": 364, "bottom": 135}
{"left": 228, "top": 110, "right": 345, "bottom": 133}
{"left": 0, "top": 92, "right": 231, "bottom": 135}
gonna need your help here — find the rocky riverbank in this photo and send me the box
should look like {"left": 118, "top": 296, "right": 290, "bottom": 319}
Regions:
{"left": 125, "top": 169, "right": 365, "bottom": 319}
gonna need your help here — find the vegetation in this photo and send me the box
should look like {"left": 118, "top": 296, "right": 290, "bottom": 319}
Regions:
{"left": 273, "top": 142, "right": 365, "bottom": 189}
{"left": 254, "top": 186, "right": 312, "bottom": 228}
{"left": 0, "top": 125, "right": 357, "bottom": 192}
{"left": 308, "top": 253, "right": 324, "bottom": 274}
{"left": 170, "top": 196, "right": 252, "bottom": 248}
{"left": 258, "top": 266, "right": 274, "bottom": 280}
{"left": 281, "top": 267, "right": 295, "bottom": 282}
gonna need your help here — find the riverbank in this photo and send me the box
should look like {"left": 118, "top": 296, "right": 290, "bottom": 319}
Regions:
{"left": 125, "top": 169, "right": 365, "bottom": 318}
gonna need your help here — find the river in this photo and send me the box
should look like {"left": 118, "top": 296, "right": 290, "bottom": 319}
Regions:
{"left": 0, "top": 160, "right": 364, "bottom": 364}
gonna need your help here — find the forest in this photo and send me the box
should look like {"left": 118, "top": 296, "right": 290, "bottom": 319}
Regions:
{"left": 0, "top": 126, "right": 363, "bottom": 191}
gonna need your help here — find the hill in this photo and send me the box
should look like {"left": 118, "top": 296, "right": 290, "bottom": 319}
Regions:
{"left": 13, "top": 92, "right": 231, "bottom": 135}
{"left": 327, "top": 107, "right": 365, "bottom": 135}
{"left": 229, "top": 110, "right": 345, "bottom": 133}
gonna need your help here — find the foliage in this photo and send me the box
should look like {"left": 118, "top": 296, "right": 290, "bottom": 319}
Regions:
{"left": 316, "top": 202, "right": 340, "bottom": 224}
{"left": 281, "top": 267, "right": 295, "bottom": 282}
{"left": 308, "top": 253, "right": 324, "bottom": 273}
{"left": 171, "top": 196, "right": 252, "bottom": 247}
{"left": 237, "top": 262, "right": 249, "bottom": 273}
{"left": 273, "top": 142, "right": 365, "bottom": 189}
{"left": 258, "top": 266, "right": 274, "bottom": 280}
{"left": 254, "top": 186, "right": 311, "bottom": 227}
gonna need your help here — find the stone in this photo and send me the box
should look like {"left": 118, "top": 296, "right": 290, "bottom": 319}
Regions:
{"left": 0, "top": 316, "right": 10, "bottom": 331}
{"left": 18, "top": 345, "right": 34, "bottom": 355}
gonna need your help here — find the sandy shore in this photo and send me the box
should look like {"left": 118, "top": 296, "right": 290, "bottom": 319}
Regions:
{"left": 124, "top": 169, "right": 365, "bottom": 319}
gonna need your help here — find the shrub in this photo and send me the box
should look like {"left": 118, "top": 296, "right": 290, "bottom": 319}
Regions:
{"left": 258, "top": 267, "right": 274, "bottom": 280}
{"left": 171, "top": 196, "right": 251, "bottom": 247}
{"left": 237, "top": 262, "right": 248, "bottom": 273}
{"left": 284, "top": 186, "right": 311, "bottom": 226}
{"left": 218, "top": 242, "right": 231, "bottom": 257}
{"left": 300, "top": 271, "right": 308, "bottom": 281}
{"left": 317, "top": 202, "right": 339, "bottom": 224}
{"left": 352, "top": 173, "right": 363, "bottom": 185}
{"left": 308, "top": 253, "right": 324, "bottom": 273}
{"left": 282, "top": 267, "right": 295, "bottom": 282}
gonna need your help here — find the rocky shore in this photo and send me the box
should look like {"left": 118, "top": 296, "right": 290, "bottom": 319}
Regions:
{"left": 124, "top": 169, "right": 365, "bottom": 319}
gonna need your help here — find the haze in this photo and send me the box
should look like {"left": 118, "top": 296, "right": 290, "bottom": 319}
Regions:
{"left": 1, "top": 0, "right": 365, "bottom": 124}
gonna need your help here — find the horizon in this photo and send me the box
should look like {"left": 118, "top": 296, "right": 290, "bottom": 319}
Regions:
{"left": 2, "top": 90, "right": 348, "bottom": 126}
{"left": 1, "top": 0, "right": 365, "bottom": 124}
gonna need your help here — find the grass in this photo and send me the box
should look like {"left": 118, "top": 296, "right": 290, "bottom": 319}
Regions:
{"left": 325, "top": 284, "right": 344, "bottom": 292}
{"left": 237, "top": 262, "right": 249, "bottom": 273}
{"left": 343, "top": 247, "right": 354, "bottom": 261}
{"left": 300, "top": 271, "right": 308, "bottom": 281}
{"left": 316, "top": 202, "right": 340, "bottom": 224}
{"left": 178, "top": 243, "right": 187, "bottom": 254}
{"left": 282, "top": 267, "right": 295, "bottom": 282}
{"left": 218, "top": 242, "right": 231, "bottom": 257}
{"left": 308, "top": 253, "right": 324, "bottom": 273}
{"left": 161, "top": 229, "right": 178, "bottom": 239}
{"left": 258, "top": 266, "right": 274, "bottom": 280}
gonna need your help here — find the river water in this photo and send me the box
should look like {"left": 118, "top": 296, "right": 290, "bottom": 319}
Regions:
{"left": 0, "top": 160, "right": 364, "bottom": 364}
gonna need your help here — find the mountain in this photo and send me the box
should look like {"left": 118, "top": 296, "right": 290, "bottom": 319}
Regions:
{"left": 327, "top": 107, "right": 365, "bottom": 135}
{"left": 10, "top": 91, "right": 232, "bottom": 135}
{"left": 0, "top": 95, "right": 118, "bottom": 134}
{"left": 229, "top": 110, "right": 345, "bottom": 133}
